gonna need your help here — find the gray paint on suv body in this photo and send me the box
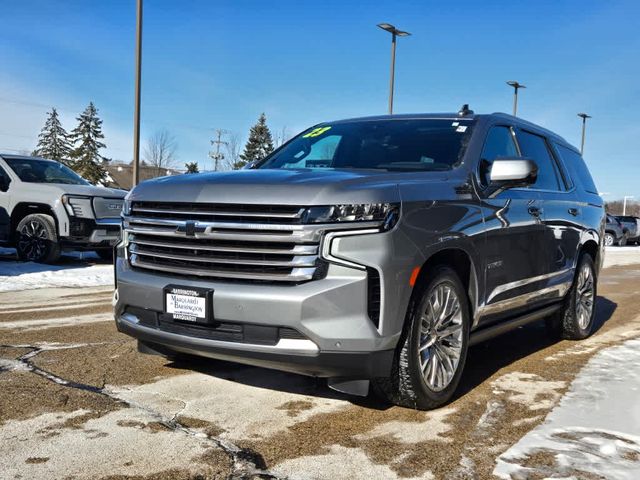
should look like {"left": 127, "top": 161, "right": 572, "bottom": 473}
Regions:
{"left": 115, "top": 112, "right": 605, "bottom": 381}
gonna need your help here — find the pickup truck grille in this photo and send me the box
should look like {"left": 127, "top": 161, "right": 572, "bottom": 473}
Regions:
{"left": 123, "top": 201, "right": 324, "bottom": 283}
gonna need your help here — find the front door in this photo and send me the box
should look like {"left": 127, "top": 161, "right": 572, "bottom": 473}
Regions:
{"left": 475, "top": 125, "right": 548, "bottom": 324}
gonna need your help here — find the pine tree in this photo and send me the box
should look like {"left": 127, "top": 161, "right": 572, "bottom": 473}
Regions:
{"left": 34, "top": 108, "right": 72, "bottom": 165}
{"left": 185, "top": 161, "right": 199, "bottom": 173}
{"left": 237, "top": 113, "right": 274, "bottom": 169}
{"left": 70, "top": 102, "right": 107, "bottom": 184}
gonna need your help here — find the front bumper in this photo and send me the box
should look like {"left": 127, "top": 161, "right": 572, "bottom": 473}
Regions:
{"left": 114, "top": 249, "right": 403, "bottom": 378}
{"left": 64, "top": 218, "right": 121, "bottom": 247}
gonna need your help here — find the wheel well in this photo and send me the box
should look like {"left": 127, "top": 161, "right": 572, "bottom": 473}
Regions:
{"left": 10, "top": 203, "right": 59, "bottom": 242}
{"left": 411, "top": 248, "right": 475, "bottom": 312}
{"left": 581, "top": 240, "right": 599, "bottom": 264}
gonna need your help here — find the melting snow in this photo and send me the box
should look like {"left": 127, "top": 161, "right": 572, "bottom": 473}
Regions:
{"left": 0, "top": 253, "right": 113, "bottom": 292}
{"left": 494, "top": 338, "right": 640, "bottom": 479}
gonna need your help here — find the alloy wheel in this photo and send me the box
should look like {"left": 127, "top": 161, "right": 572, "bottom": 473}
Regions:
{"left": 575, "top": 263, "right": 595, "bottom": 330}
{"left": 418, "top": 283, "right": 464, "bottom": 392}
{"left": 17, "top": 220, "right": 48, "bottom": 261}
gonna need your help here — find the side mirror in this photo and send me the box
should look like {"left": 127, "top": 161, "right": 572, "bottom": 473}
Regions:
{"left": 0, "top": 176, "right": 10, "bottom": 193}
{"left": 490, "top": 158, "right": 537, "bottom": 188}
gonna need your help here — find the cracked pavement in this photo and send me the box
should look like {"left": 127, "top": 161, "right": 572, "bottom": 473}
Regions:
{"left": 1, "top": 257, "right": 640, "bottom": 479}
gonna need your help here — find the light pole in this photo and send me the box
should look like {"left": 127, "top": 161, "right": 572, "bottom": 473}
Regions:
{"left": 377, "top": 23, "right": 411, "bottom": 115}
{"left": 506, "top": 81, "right": 526, "bottom": 116}
{"left": 623, "top": 195, "right": 635, "bottom": 216}
{"left": 132, "top": 0, "right": 143, "bottom": 187}
{"left": 577, "top": 113, "right": 592, "bottom": 155}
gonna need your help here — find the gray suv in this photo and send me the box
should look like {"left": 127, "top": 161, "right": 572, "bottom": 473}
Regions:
{"left": 115, "top": 111, "right": 604, "bottom": 409}
{"left": 0, "top": 155, "right": 125, "bottom": 263}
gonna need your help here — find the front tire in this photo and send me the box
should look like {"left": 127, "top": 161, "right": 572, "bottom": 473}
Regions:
{"left": 15, "top": 214, "right": 61, "bottom": 263}
{"left": 547, "top": 253, "right": 597, "bottom": 340}
{"left": 373, "top": 266, "right": 470, "bottom": 410}
{"left": 604, "top": 232, "right": 615, "bottom": 246}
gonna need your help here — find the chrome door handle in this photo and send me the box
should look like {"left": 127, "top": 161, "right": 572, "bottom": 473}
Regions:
{"left": 528, "top": 206, "right": 542, "bottom": 217}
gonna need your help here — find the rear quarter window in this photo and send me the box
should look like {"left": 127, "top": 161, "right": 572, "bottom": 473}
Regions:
{"left": 554, "top": 144, "right": 598, "bottom": 194}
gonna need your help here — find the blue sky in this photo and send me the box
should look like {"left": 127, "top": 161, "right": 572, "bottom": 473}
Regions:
{"left": 0, "top": 0, "right": 638, "bottom": 198}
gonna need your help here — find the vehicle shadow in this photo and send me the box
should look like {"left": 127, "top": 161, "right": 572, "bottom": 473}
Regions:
{"left": 166, "top": 296, "right": 617, "bottom": 411}
{"left": 455, "top": 295, "right": 617, "bottom": 399}
{"left": 0, "top": 249, "right": 112, "bottom": 275}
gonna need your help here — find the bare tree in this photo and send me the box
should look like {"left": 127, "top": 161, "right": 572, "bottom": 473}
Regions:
{"left": 225, "top": 133, "right": 242, "bottom": 170}
{"left": 273, "top": 126, "right": 291, "bottom": 148}
{"left": 143, "top": 130, "right": 177, "bottom": 176}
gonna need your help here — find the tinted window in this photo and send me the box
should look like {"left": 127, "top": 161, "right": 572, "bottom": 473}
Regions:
{"left": 554, "top": 144, "right": 598, "bottom": 194}
{"left": 516, "top": 131, "right": 560, "bottom": 191}
{"left": 479, "top": 126, "right": 518, "bottom": 186}
{"left": 4, "top": 158, "right": 89, "bottom": 185}
{"left": 259, "top": 119, "right": 475, "bottom": 172}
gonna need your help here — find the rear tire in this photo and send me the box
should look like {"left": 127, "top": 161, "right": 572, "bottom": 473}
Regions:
{"left": 15, "top": 214, "right": 60, "bottom": 263}
{"left": 373, "top": 266, "right": 470, "bottom": 410}
{"left": 547, "top": 253, "right": 597, "bottom": 340}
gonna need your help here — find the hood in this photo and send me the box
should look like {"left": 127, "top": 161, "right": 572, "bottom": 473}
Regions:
{"left": 33, "top": 183, "right": 127, "bottom": 198}
{"left": 128, "top": 169, "right": 408, "bottom": 205}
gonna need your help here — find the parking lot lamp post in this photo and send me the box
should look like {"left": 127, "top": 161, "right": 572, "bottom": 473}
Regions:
{"left": 377, "top": 23, "right": 411, "bottom": 115}
{"left": 506, "top": 81, "right": 525, "bottom": 116}
{"left": 577, "top": 113, "right": 592, "bottom": 155}
{"left": 623, "top": 195, "right": 635, "bottom": 216}
{"left": 132, "top": 0, "right": 143, "bottom": 187}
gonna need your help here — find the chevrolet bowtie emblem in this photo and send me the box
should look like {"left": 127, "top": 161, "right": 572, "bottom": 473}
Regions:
{"left": 177, "top": 221, "right": 201, "bottom": 237}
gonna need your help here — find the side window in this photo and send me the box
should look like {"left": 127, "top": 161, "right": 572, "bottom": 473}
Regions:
{"left": 479, "top": 126, "right": 518, "bottom": 187}
{"left": 0, "top": 166, "right": 10, "bottom": 191}
{"left": 554, "top": 143, "right": 598, "bottom": 194}
{"left": 516, "top": 131, "right": 561, "bottom": 191}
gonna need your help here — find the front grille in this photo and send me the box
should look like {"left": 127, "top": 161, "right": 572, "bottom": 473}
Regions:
{"left": 93, "top": 197, "right": 124, "bottom": 219}
{"left": 124, "top": 201, "right": 324, "bottom": 283}
{"left": 125, "top": 306, "right": 307, "bottom": 345}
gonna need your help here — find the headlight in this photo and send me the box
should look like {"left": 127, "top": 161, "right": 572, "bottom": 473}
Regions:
{"left": 61, "top": 195, "right": 94, "bottom": 219}
{"left": 303, "top": 203, "right": 399, "bottom": 229}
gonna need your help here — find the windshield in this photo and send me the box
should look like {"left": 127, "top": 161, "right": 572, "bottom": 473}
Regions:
{"left": 4, "top": 158, "right": 90, "bottom": 185}
{"left": 258, "top": 119, "right": 475, "bottom": 172}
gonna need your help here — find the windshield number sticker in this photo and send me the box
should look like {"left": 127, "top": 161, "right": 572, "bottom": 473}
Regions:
{"left": 303, "top": 126, "right": 332, "bottom": 138}
{"left": 456, "top": 125, "right": 468, "bottom": 132}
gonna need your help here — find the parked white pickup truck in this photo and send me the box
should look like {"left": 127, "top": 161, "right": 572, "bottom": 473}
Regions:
{"left": 0, "top": 154, "right": 125, "bottom": 263}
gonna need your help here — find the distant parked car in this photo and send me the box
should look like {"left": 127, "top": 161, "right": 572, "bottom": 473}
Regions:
{"left": 605, "top": 214, "right": 627, "bottom": 246}
{"left": 615, "top": 215, "right": 640, "bottom": 245}
{"left": 0, "top": 154, "right": 126, "bottom": 263}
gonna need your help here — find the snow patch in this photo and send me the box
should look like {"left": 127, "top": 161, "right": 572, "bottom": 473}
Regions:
{"left": 604, "top": 246, "right": 640, "bottom": 267}
{"left": 356, "top": 407, "right": 456, "bottom": 444}
{"left": 494, "top": 338, "right": 640, "bottom": 479}
{"left": 491, "top": 372, "right": 565, "bottom": 410}
{"left": 0, "top": 261, "right": 113, "bottom": 292}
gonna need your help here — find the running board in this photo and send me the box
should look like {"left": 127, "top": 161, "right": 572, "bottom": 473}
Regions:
{"left": 469, "top": 303, "right": 562, "bottom": 347}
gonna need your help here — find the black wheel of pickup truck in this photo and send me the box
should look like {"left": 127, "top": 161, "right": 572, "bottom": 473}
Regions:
{"left": 15, "top": 213, "right": 61, "bottom": 264}
{"left": 373, "top": 265, "right": 470, "bottom": 410}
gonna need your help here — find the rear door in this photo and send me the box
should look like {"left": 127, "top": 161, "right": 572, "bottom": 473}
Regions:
{"left": 475, "top": 125, "right": 547, "bottom": 324}
{"left": 516, "top": 129, "right": 579, "bottom": 299}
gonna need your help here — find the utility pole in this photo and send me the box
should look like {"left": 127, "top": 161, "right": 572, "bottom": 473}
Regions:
{"left": 623, "top": 195, "right": 635, "bottom": 216}
{"left": 577, "top": 113, "right": 592, "bottom": 155}
{"left": 132, "top": 0, "right": 143, "bottom": 187}
{"left": 209, "top": 129, "right": 228, "bottom": 171}
{"left": 377, "top": 23, "right": 411, "bottom": 115}
{"left": 506, "top": 81, "right": 525, "bottom": 116}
